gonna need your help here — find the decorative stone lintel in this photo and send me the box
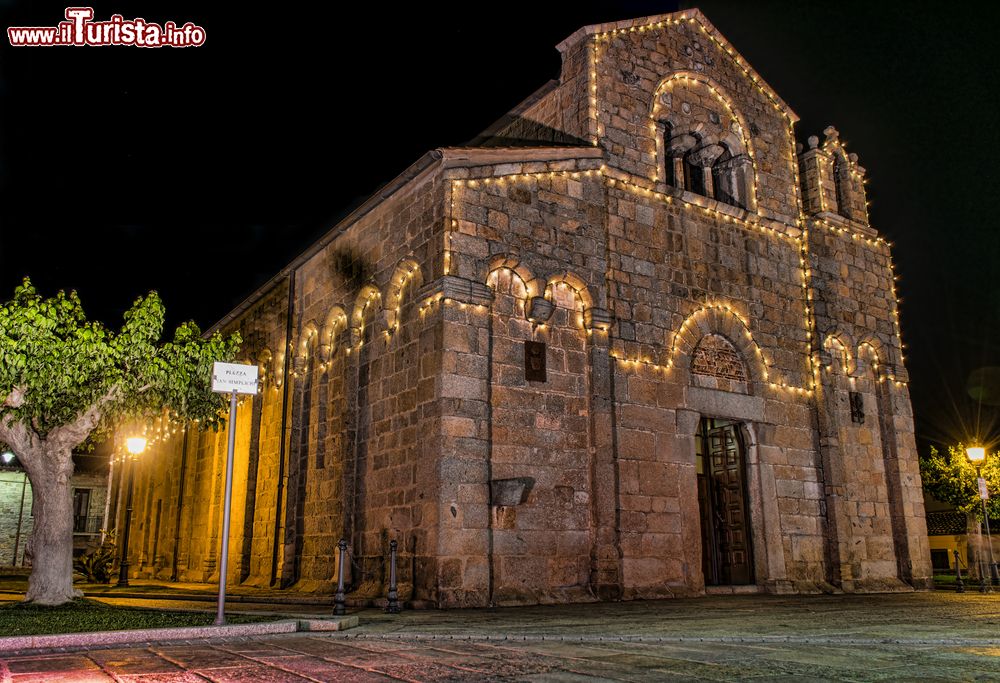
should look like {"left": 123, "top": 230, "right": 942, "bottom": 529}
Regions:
{"left": 714, "top": 153, "right": 752, "bottom": 172}
{"left": 584, "top": 307, "right": 613, "bottom": 332}
{"left": 526, "top": 296, "right": 554, "bottom": 323}
{"left": 491, "top": 477, "right": 535, "bottom": 506}
{"left": 420, "top": 275, "right": 495, "bottom": 307}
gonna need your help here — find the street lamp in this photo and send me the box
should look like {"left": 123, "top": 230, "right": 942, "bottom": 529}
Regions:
{"left": 116, "top": 436, "right": 146, "bottom": 587}
{"left": 966, "top": 445, "right": 998, "bottom": 590}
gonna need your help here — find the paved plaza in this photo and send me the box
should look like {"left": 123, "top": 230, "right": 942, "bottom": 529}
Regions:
{"left": 3, "top": 592, "right": 1000, "bottom": 681}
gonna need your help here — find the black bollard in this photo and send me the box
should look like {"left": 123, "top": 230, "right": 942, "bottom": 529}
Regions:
{"left": 955, "top": 549, "right": 965, "bottom": 593}
{"left": 386, "top": 539, "right": 401, "bottom": 614}
{"left": 334, "top": 538, "right": 347, "bottom": 616}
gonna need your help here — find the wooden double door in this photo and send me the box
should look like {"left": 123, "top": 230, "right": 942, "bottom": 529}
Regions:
{"left": 696, "top": 418, "right": 754, "bottom": 586}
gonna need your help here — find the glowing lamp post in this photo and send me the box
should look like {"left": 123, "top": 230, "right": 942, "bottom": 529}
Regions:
{"left": 126, "top": 437, "right": 147, "bottom": 457}
{"left": 966, "top": 445, "right": 998, "bottom": 590}
{"left": 116, "top": 436, "right": 146, "bottom": 587}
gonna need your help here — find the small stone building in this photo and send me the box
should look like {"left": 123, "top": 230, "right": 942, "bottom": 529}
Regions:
{"left": 123, "top": 9, "right": 932, "bottom": 606}
{"left": 0, "top": 456, "right": 108, "bottom": 566}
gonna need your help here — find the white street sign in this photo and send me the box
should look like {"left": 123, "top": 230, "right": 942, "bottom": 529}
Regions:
{"left": 212, "top": 362, "right": 259, "bottom": 394}
{"left": 979, "top": 476, "right": 989, "bottom": 501}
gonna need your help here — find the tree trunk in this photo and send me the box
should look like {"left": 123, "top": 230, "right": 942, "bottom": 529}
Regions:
{"left": 967, "top": 512, "right": 984, "bottom": 581}
{"left": 23, "top": 447, "right": 82, "bottom": 605}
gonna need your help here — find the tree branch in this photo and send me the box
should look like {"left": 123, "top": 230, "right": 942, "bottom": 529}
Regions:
{"left": 0, "top": 411, "right": 37, "bottom": 459}
{"left": 2, "top": 386, "right": 25, "bottom": 409}
{"left": 49, "top": 384, "right": 121, "bottom": 452}
{"left": 0, "top": 387, "right": 41, "bottom": 456}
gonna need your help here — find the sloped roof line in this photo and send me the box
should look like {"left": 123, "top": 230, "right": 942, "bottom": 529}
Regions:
{"left": 556, "top": 8, "right": 798, "bottom": 123}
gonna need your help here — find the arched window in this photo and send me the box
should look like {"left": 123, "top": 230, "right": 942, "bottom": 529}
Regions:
{"left": 650, "top": 74, "right": 758, "bottom": 210}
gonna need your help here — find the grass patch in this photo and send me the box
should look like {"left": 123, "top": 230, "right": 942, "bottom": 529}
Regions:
{"left": 0, "top": 599, "right": 276, "bottom": 636}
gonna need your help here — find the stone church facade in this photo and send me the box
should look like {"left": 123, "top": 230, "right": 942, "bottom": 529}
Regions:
{"left": 122, "top": 10, "right": 932, "bottom": 606}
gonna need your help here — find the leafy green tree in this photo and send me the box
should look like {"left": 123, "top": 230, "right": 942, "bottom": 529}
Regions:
{"left": 920, "top": 444, "right": 1000, "bottom": 574}
{"left": 0, "top": 278, "right": 239, "bottom": 605}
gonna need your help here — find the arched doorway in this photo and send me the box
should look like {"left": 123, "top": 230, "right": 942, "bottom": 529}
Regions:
{"left": 696, "top": 417, "right": 754, "bottom": 586}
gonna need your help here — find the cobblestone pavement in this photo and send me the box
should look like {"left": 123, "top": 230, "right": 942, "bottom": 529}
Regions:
{"left": 4, "top": 592, "right": 1000, "bottom": 681}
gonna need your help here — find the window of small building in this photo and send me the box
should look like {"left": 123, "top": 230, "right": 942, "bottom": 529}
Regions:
{"left": 930, "top": 548, "right": 951, "bottom": 571}
{"left": 72, "top": 488, "right": 91, "bottom": 533}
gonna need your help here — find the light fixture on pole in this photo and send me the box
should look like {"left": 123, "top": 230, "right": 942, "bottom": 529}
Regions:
{"left": 1, "top": 452, "right": 14, "bottom": 465}
{"left": 966, "top": 445, "right": 997, "bottom": 589}
{"left": 116, "top": 436, "right": 146, "bottom": 588}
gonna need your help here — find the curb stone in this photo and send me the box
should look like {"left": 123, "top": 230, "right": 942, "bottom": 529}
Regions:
{"left": 0, "top": 615, "right": 359, "bottom": 653}
{"left": 335, "top": 631, "right": 1000, "bottom": 647}
{"left": 0, "top": 589, "right": 338, "bottom": 606}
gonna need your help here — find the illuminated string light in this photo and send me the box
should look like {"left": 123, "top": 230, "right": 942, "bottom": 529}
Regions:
{"left": 649, "top": 72, "right": 760, "bottom": 211}
{"left": 385, "top": 261, "right": 421, "bottom": 339}
{"left": 886, "top": 255, "right": 905, "bottom": 367}
{"left": 589, "top": 40, "right": 600, "bottom": 144}
{"left": 798, "top": 227, "right": 819, "bottom": 391}
{"left": 544, "top": 280, "right": 591, "bottom": 330}
{"left": 353, "top": 288, "right": 381, "bottom": 339}
{"left": 444, "top": 163, "right": 824, "bottom": 393}
{"left": 823, "top": 335, "right": 853, "bottom": 375}
{"left": 592, "top": 13, "right": 793, "bottom": 123}
{"left": 608, "top": 303, "right": 812, "bottom": 395}
{"left": 150, "top": 7, "right": 912, "bottom": 454}
{"left": 602, "top": 166, "right": 797, "bottom": 242}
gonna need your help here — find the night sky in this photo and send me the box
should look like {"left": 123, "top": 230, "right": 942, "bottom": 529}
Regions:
{"left": 2, "top": 1, "right": 998, "bottom": 451}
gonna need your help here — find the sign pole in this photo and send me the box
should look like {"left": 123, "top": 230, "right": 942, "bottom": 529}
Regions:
{"left": 215, "top": 389, "right": 239, "bottom": 625}
{"left": 210, "top": 361, "right": 259, "bottom": 626}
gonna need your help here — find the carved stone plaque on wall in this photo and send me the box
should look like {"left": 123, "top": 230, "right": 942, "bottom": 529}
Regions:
{"left": 691, "top": 334, "right": 748, "bottom": 381}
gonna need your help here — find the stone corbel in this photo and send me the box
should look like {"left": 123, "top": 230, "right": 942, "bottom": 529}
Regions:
{"left": 584, "top": 307, "right": 613, "bottom": 333}
{"left": 420, "top": 275, "right": 495, "bottom": 307}
{"left": 666, "top": 133, "right": 698, "bottom": 157}
{"left": 318, "top": 343, "right": 332, "bottom": 363}
{"left": 816, "top": 349, "right": 834, "bottom": 370}
{"left": 887, "top": 365, "right": 908, "bottom": 384}
{"left": 526, "top": 296, "right": 554, "bottom": 324}
{"left": 491, "top": 477, "right": 535, "bottom": 506}
{"left": 349, "top": 327, "right": 363, "bottom": 349}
